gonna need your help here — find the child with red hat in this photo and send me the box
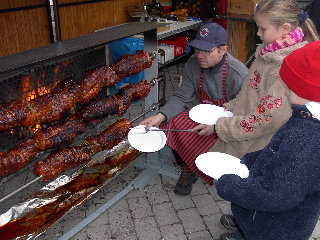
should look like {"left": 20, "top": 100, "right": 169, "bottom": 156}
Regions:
{"left": 216, "top": 40, "right": 320, "bottom": 240}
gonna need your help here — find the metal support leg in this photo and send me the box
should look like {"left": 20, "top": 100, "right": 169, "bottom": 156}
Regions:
{"left": 133, "top": 147, "right": 180, "bottom": 180}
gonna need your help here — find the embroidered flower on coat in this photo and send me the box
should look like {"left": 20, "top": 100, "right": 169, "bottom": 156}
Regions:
{"left": 257, "top": 104, "right": 265, "bottom": 114}
{"left": 248, "top": 115, "right": 257, "bottom": 124}
{"left": 274, "top": 97, "right": 282, "bottom": 108}
{"left": 267, "top": 104, "right": 274, "bottom": 109}
{"left": 263, "top": 118, "right": 270, "bottom": 123}
{"left": 240, "top": 120, "right": 253, "bottom": 132}
{"left": 262, "top": 95, "right": 272, "bottom": 102}
{"left": 239, "top": 96, "right": 283, "bottom": 132}
{"left": 249, "top": 70, "right": 261, "bottom": 89}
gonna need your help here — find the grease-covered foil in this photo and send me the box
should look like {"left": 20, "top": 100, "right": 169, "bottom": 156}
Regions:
{"left": 0, "top": 139, "right": 140, "bottom": 240}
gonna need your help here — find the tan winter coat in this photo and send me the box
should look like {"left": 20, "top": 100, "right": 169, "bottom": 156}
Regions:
{"left": 211, "top": 41, "right": 307, "bottom": 158}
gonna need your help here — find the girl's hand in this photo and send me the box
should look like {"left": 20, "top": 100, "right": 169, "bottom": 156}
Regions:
{"left": 192, "top": 124, "right": 215, "bottom": 136}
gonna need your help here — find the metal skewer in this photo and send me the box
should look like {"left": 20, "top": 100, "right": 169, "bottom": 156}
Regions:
{"left": 130, "top": 127, "right": 194, "bottom": 133}
{"left": 0, "top": 176, "right": 42, "bottom": 204}
{"left": 146, "top": 128, "right": 193, "bottom": 132}
{"left": 130, "top": 102, "right": 160, "bottom": 123}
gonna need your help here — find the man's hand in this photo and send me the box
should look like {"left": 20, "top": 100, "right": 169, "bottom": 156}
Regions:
{"left": 192, "top": 124, "right": 215, "bottom": 136}
{"left": 139, "top": 113, "right": 166, "bottom": 128}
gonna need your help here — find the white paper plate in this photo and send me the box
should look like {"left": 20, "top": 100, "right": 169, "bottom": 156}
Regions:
{"left": 128, "top": 125, "right": 166, "bottom": 152}
{"left": 189, "top": 104, "right": 233, "bottom": 125}
{"left": 195, "top": 152, "right": 249, "bottom": 179}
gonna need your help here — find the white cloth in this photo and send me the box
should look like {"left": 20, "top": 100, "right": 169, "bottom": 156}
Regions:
{"left": 306, "top": 102, "right": 320, "bottom": 120}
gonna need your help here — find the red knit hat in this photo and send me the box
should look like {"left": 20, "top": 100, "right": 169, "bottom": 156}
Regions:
{"left": 280, "top": 41, "right": 320, "bottom": 102}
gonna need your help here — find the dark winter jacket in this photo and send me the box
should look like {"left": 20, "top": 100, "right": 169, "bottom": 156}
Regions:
{"left": 216, "top": 104, "right": 320, "bottom": 240}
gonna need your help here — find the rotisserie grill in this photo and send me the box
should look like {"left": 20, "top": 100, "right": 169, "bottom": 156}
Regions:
{"left": 0, "top": 22, "right": 165, "bottom": 240}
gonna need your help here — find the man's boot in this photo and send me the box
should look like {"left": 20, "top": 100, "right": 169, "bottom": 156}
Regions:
{"left": 174, "top": 166, "right": 198, "bottom": 195}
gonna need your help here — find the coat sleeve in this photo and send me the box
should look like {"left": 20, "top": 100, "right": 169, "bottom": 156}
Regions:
{"left": 216, "top": 132, "right": 320, "bottom": 212}
{"left": 216, "top": 71, "right": 292, "bottom": 143}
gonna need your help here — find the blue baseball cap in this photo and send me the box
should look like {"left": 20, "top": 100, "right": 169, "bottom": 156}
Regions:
{"left": 188, "top": 23, "right": 228, "bottom": 51}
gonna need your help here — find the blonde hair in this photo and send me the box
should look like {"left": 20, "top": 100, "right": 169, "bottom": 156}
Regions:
{"left": 255, "top": 0, "right": 319, "bottom": 42}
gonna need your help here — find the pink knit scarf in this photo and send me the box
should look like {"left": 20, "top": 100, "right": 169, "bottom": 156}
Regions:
{"left": 259, "top": 28, "right": 304, "bottom": 56}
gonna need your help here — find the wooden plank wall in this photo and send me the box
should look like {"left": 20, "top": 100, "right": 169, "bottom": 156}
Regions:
{"left": 0, "top": 0, "right": 51, "bottom": 57}
{"left": 226, "top": 20, "right": 258, "bottom": 64}
{"left": 226, "top": 21, "right": 248, "bottom": 64}
{"left": 57, "top": 0, "right": 153, "bottom": 41}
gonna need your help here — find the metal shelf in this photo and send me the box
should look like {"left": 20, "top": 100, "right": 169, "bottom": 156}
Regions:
{"left": 157, "top": 20, "right": 201, "bottom": 70}
{"left": 157, "top": 20, "right": 202, "bottom": 40}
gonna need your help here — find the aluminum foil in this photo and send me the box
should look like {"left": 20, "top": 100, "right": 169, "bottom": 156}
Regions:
{"left": 0, "top": 139, "right": 140, "bottom": 240}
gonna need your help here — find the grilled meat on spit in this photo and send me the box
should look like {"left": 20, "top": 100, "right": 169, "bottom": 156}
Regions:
{"left": 117, "top": 79, "right": 152, "bottom": 115}
{"left": 77, "top": 66, "right": 115, "bottom": 105}
{"left": 0, "top": 139, "right": 38, "bottom": 178}
{"left": 0, "top": 100, "right": 29, "bottom": 131}
{"left": 0, "top": 83, "right": 80, "bottom": 131}
{"left": 33, "top": 119, "right": 86, "bottom": 150}
{"left": 77, "top": 50, "right": 152, "bottom": 104}
{"left": 34, "top": 146, "right": 92, "bottom": 181}
{"left": 85, "top": 118, "right": 132, "bottom": 153}
{"left": 27, "top": 83, "right": 81, "bottom": 126}
{"left": 0, "top": 119, "right": 86, "bottom": 178}
{"left": 35, "top": 119, "right": 132, "bottom": 181}
{"left": 0, "top": 80, "right": 151, "bottom": 179}
{"left": 79, "top": 80, "right": 152, "bottom": 120}
{"left": 78, "top": 95, "right": 121, "bottom": 121}
{"left": 0, "top": 51, "right": 152, "bottom": 132}
{"left": 111, "top": 50, "right": 153, "bottom": 80}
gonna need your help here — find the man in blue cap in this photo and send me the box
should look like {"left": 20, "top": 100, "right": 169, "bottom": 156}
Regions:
{"left": 140, "top": 22, "right": 248, "bottom": 195}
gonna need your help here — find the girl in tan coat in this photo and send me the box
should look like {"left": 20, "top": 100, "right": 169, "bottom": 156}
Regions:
{"left": 194, "top": 0, "right": 319, "bottom": 186}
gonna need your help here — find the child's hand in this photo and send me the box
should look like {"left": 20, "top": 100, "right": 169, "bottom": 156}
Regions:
{"left": 192, "top": 124, "right": 215, "bottom": 136}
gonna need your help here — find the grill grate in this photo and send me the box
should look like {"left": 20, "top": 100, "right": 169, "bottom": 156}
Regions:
{"left": 0, "top": 47, "right": 106, "bottom": 103}
{"left": 0, "top": 46, "right": 106, "bottom": 151}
